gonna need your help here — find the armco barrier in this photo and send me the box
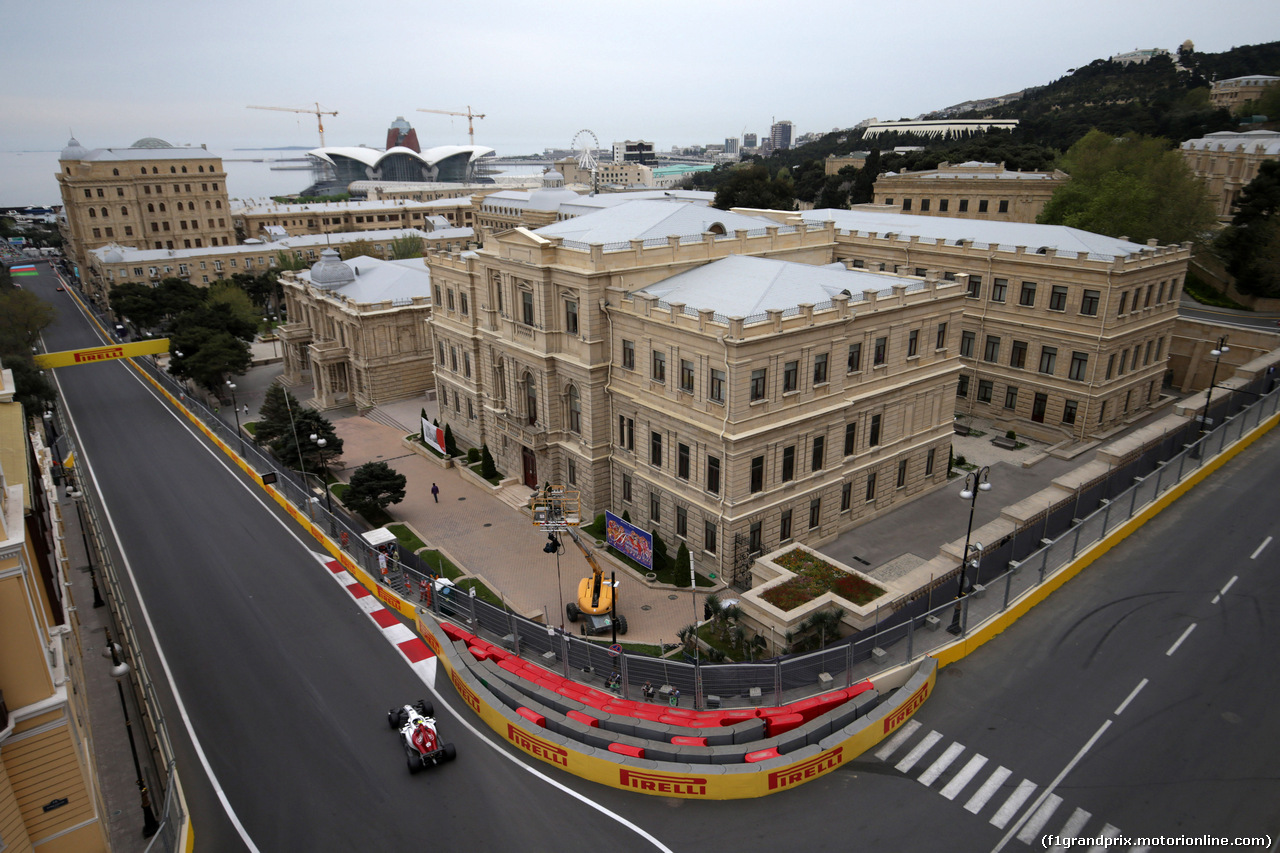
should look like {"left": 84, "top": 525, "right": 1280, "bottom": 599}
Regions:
{"left": 417, "top": 609, "right": 936, "bottom": 799}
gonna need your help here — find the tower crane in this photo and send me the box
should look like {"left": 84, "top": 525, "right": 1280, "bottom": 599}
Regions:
{"left": 416, "top": 106, "right": 486, "bottom": 145}
{"left": 247, "top": 103, "right": 338, "bottom": 147}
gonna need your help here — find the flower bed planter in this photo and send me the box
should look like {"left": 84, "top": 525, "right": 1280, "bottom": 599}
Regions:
{"left": 762, "top": 548, "right": 887, "bottom": 611}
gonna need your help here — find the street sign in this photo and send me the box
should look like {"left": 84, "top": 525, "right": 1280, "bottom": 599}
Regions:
{"left": 608, "top": 643, "right": 622, "bottom": 657}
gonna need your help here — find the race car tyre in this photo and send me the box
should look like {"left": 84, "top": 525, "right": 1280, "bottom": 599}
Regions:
{"left": 416, "top": 699, "right": 434, "bottom": 718}
{"left": 407, "top": 749, "right": 422, "bottom": 773}
{"left": 616, "top": 614, "right": 629, "bottom": 635}
{"left": 388, "top": 709, "right": 401, "bottom": 729}
{"left": 443, "top": 743, "right": 457, "bottom": 762}
{"left": 566, "top": 602, "right": 580, "bottom": 622}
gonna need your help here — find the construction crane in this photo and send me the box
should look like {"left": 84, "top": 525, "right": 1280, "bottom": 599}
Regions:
{"left": 247, "top": 103, "right": 338, "bottom": 147}
{"left": 416, "top": 106, "right": 486, "bottom": 145}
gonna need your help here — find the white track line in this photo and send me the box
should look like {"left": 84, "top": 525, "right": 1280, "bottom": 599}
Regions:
{"left": 1165, "top": 623, "right": 1197, "bottom": 657}
{"left": 1113, "top": 678, "right": 1148, "bottom": 717}
{"left": 940, "top": 753, "right": 988, "bottom": 801}
{"left": 965, "top": 765, "right": 1012, "bottom": 814}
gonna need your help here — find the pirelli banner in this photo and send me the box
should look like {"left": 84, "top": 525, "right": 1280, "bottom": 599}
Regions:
{"left": 417, "top": 612, "right": 936, "bottom": 799}
{"left": 34, "top": 339, "right": 171, "bottom": 369}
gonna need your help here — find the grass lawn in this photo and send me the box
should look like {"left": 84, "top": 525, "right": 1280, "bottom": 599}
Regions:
{"left": 469, "top": 462, "right": 503, "bottom": 485}
{"left": 578, "top": 637, "right": 664, "bottom": 657}
{"left": 387, "top": 523, "right": 426, "bottom": 553}
{"left": 762, "top": 548, "right": 886, "bottom": 612}
{"left": 579, "top": 517, "right": 713, "bottom": 587}
{"left": 418, "top": 549, "right": 462, "bottom": 581}
{"left": 1184, "top": 269, "right": 1250, "bottom": 310}
{"left": 455, "top": 578, "right": 503, "bottom": 607}
{"left": 696, "top": 623, "right": 740, "bottom": 660}
{"left": 244, "top": 422, "right": 257, "bottom": 436}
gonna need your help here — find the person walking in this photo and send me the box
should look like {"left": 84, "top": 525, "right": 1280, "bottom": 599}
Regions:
{"left": 242, "top": 404, "right": 249, "bottom": 417}
{"left": 431, "top": 483, "right": 439, "bottom": 503}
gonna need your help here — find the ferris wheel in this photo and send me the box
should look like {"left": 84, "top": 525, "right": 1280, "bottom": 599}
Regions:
{"left": 571, "top": 129, "right": 599, "bottom": 173}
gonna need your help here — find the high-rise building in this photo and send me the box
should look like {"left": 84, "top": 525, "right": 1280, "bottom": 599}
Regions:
{"left": 385, "top": 116, "right": 422, "bottom": 153}
{"left": 612, "top": 140, "right": 656, "bottom": 164}
{"left": 770, "top": 120, "right": 794, "bottom": 151}
{"left": 743, "top": 133, "right": 758, "bottom": 149}
{"left": 56, "top": 136, "right": 236, "bottom": 285}
{"left": 724, "top": 137, "right": 740, "bottom": 156}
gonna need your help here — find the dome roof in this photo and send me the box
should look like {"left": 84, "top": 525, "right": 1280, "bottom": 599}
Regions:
{"left": 130, "top": 137, "right": 174, "bottom": 149}
{"left": 103, "top": 244, "right": 124, "bottom": 264}
{"left": 309, "top": 248, "right": 355, "bottom": 289}
{"left": 60, "top": 136, "right": 90, "bottom": 160}
{"left": 542, "top": 168, "right": 564, "bottom": 187}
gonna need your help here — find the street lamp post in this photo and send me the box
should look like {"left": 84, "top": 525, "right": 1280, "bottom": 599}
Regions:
{"left": 1199, "top": 337, "right": 1230, "bottom": 437}
{"left": 312, "top": 433, "right": 333, "bottom": 513}
{"left": 104, "top": 629, "right": 160, "bottom": 838}
{"left": 948, "top": 465, "right": 992, "bottom": 635}
{"left": 65, "top": 480, "right": 105, "bottom": 608}
{"left": 542, "top": 531, "right": 565, "bottom": 631}
{"left": 226, "top": 380, "right": 243, "bottom": 455}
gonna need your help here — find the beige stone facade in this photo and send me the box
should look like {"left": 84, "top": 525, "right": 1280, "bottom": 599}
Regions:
{"left": 872, "top": 162, "right": 1067, "bottom": 223}
{"left": 232, "top": 197, "right": 458, "bottom": 242}
{"left": 1180, "top": 130, "right": 1280, "bottom": 222}
{"left": 279, "top": 252, "right": 435, "bottom": 410}
{"left": 0, "top": 366, "right": 110, "bottom": 852}
{"left": 824, "top": 153, "right": 868, "bottom": 176}
{"left": 56, "top": 138, "right": 235, "bottom": 278}
{"left": 555, "top": 157, "right": 653, "bottom": 188}
{"left": 1209, "top": 75, "right": 1280, "bottom": 110}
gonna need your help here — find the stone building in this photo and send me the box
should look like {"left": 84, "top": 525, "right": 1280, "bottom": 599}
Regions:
{"left": 872, "top": 161, "right": 1068, "bottom": 223}
{"left": 1180, "top": 130, "right": 1280, "bottom": 222}
{"left": 787, "top": 209, "right": 1191, "bottom": 441}
{"left": 278, "top": 250, "right": 434, "bottom": 410}
{"left": 56, "top": 137, "right": 236, "bottom": 276}
{"left": 0, "top": 363, "right": 111, "bottom": 851}
{"left": 232, "top": 197, "right": 459, "bottom": 242}
{"left": 1208, "top": 75, "right": 1280, "bottom": 110}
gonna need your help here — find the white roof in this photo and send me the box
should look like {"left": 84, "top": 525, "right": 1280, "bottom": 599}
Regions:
{"left": 800, "top": 209, "right": 1153, "bottom": 260}
{"left": 298, "top": 254, "right": 431, "bottom": 305}
{"left": 307, "top": 144, "right": 495, "bottom": 169}
{"left": 88, "top": 228, "right": 432, "bottom": 264}
{"left": 232, "top": 196, "right": 443, "bottom": 215}
{"left": 61, "top": 145, "right": 222, "bottom": 163}
{"left": 535, "top": 199, "right": 771, "bottom": 245}
{"left": 1181, "top": 130, "right": 1280, "bottom": 155}
{"left": 637, "top": 254, "right": 904, "bottom": 316}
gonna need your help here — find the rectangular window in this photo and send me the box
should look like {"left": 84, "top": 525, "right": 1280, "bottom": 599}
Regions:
{"left": 1119, "top": 350, "right": 1128, "bottom": 375}
{"left": 750, "top": 456, "right": 764, "bottom": 492}
{"left": 1062, "top": 400, "right": 1078, "bottom": 425}
{"left": 935, "top": 322, "right": 947, "bottom": 349}
{"left": 781, "top": 446, "right": 795, "bottom": 482}
{"left": 1144, "top": 340, "right": 1153, "bottom": 365}
{"left": 844, "top": 422, "right": 857, "bottom": 456}
{"left": 1004, "top": 385, "right": 1018, "bottom": 409}
{"left": 847, "top": 343, "right": 862, "bottom": 372}
{"left": 983, "top": 335, "right": 1000, "bottom": 363}
{"left": 957, "top": 374, "right": 970, "bottom": 398}
{"left": 920, "top": 198, "right": 931, "bottom": 212}
{"left": 813, "top": 353, "right": 829, "bottom": 384}
{"left": 1049, "top": 285, "right": 1068, "bottom": 311}
{"left": 464, "top": 353, "right": 471, "bottom": 378}
{"left": 959, "top": 199, "right": 969, "bottom": 212}
{"left": 809, "top": 498, "right": 822, "bottom": 529}
{"left": 902, "top": 198, "right": 912, "bottom": 211}
{"left": 1156, "top": 281, "right": 1166, "bottom": 303}
{"left": 676, "top": 506, "right": 687, "bottom": 538}
{"left": 710, "top": 368, "right": 725, "bottom": 403}
{"left": 620, "top": 416, "right": 634, "bottom": 450}
{"left": 677, "top": 443, "right": 690, "bottom": 480}
{"left": 966, "top": 276, "right": 981, "bottom": 299}
{"left": 977, "top": 379, "right": 993, "bottom": 403}
{"left": 750, "top": 368, "right": 767, "bottom": 401}
{"left": 1106, "top": 353, "right": 1116, "bottom": 379}
{"left": 841, "top": 482, "right": 852, "bottom": 511}
{"left": 925, "top": 448, "right": 936, "bottom": 476}
{"left": 960, "top": 330, "right": 975, "bottom": 358}
{"left": 866, "top": 472, "right": 877, "bottom": 501}
{"left": 1118, "top": 292, "right": 1129, "bottom": 315}
{"left": 1144, "top": 285, "right": 1154, "bottom": 307}
{"left": 680, "top": 359, "right": 695, "bottom": 392}
{"left": 1039, "top": 347, "right": 1058, "bottom": 375}
{"left": 1010, "top": 340, "right": 1027, "bottom": 369}
{"left": 783, "top": 361, "right": 798, "bottom": 392}
{"left": 907, "top": 330, "right": 919, "bottom": 358}
{"left": 811, "top": 436, "right": 825, "bottom": 472}
{"left": 460, "top": 293, "right": 469, "bottom": 316}
{"left": 896, "top": 459, "right": 908, "bottom": 488}
{"left": 565, "top": 300, "right": 578, "bottom": 334}
{"left": 869, "top": 414, "right": 882, "bottom": 447}
{"left": 1069, "top": 351, "right": 1088, "bottom": 381}
{"left": 704, "top": 521, "right": 717, "bottom": 555}
{"left": 622, "top": 473, "right": 632, "bottom": 502}
{"left": 650, "top": 492, "right": 661, "bottom": 522}
{"left": 652, "top": 350, "right": 666, "bottom": 383}
{"left": 706, "top": 456, "right": 721, "bottom": 494}
{"left": 567, "top": 458, "right": 576, "bottom": 485}
{"left": 874, "top": 337, "right": 887, "bottom": 366}
{"left": 780, "top": 509, "right": 793, "bottom": 542}
{"left": 1019, "top": 281, "right": 1038, "bottom": 307}
{"left": 991, "top": 278, "right": 1008, "bottom": 303}
{"left": 749, "top": 521, "right": 763, "bottom": 554}
{"left": 650, "top": 431, "right": 662, "bottom": 466}
{"left": 1156, "top": 337, "right": 1164, "bottom": 360}
{"left": 1080, "top": 289, "right": 1100, "bottom": 316}
{"left": 978, "top": 199, "right": 989, "bottom": 213}
{"left": 939, "top": 198, "right": 949, "bottom": 212}
{"left": 522, "top": 290, "right": 534, "bottom": 325}
{"left": 998, "top": 199, "right": 1009, "bottom": 214}
{"left": 622, "top": 340, "right": 635, "bottom": 370}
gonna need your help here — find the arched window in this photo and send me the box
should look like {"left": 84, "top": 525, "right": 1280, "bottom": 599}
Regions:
{"left": 147, "top": 203, "right": 154, "bottom": 213}
{"left": 523, "top": 373, "right": 537, "bottom": 426}
{"left": 112, "top": 168, "right": 119, "bottom": 176}
{"left": 170, "top": 166, "right": 176, "bottom": 173}
{"left": 567, "top": 386, "right": 581, "bottom": 433}
{"left": 88, "top": 208, "right": 96, "bottom": 218}
{"left": 215, "top": 200, "right": 222, "bottom": 209}
{"left": 101, "top": 207, "right": 108, "bottom": 217}
{"left": 205, "top": 200, "right": 211, "bottom": 210}
{"left": 159, "top": 202, "right": 166, "bottom": 212}
{"left": 493, "top": 359, "right": 506, "bottom": 404}
{"left": 151, "top": 167, "right": 158, "bottom": 174}
{"left": 140, "top": 167, "right": 146, "bottom": 174}
{"left": 121, "top": 206, "right": 128, "bottom": 216}
{"left": 181, "top": 166, "right": 187, "bottom": 173}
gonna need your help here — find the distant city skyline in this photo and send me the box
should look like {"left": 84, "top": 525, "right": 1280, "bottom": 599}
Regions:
{"left": 4, "top": 0, "right": 1278, "bottom": 159}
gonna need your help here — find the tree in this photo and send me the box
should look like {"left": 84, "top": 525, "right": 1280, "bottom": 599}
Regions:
{"left": 480, "top": 444, "right": 498, "bottom": 479}
{"left": 0, "top": 287, "right": 56, "bottom": 350}
{"left": 443, "top": 423, "right": 459, "bottom": 456}
{"left": 109, "top": 281, "right": 163, "bottom": 328}
{"left": 344, "top": 461, "right": 407, "bottom": 516}
{"left": 168, "top": 327, "right": 251, "bottom": 392}
{"left": 153, "top": 277, "right": 206, "bottom": 321}
{"left": 1218, "top": 160, "right": 1280, "bottom": 297}
{"left": 674, "top": 542, "right": 691, "bottom": 584}
{"left": 254, "top": 384, "right": 302, "bottom": 446}
{"left": 1037, "top": 129, "right": 1216, "bottom": 246}
{"left": 390, "top": 235, "right": 425, "bottom": 259}
{"left": 338, "top": 239, "right": 376, "bottom": 261}
{"left": 275, "top": 250, "right": 308, "bottom": 273}
{"left": 208, "top": 280, "right": 260, "bottom": 330}
{"left": 849, "top": 149, "right": 881, "bottom": 205}
{"left": 652, "top": 532, "right": 670, "bottom": 574}
{"left": 712, "top": 163, "right": 795, "bottom": 211}
{"left": 269, "top": 408, "right": 342, "bottom": 472}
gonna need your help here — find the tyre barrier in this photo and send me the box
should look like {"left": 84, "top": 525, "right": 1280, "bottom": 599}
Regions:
{"left": 417, "top": 608, "right": 936, "bottom": 799}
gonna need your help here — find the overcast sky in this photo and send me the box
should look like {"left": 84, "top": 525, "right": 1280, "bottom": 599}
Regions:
{"left": 6, "top": 0, "right": 1278, "bottom": 156}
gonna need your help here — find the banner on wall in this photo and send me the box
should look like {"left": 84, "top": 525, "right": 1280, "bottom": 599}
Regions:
{"left": 420, "top": 416, "right": 446, "bottom": 456}
{"left": 605, "top": 511, "right": 652, "bottom": 570}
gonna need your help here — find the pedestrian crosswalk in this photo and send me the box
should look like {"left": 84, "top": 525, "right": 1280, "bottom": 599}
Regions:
{"left": 873, "top": 720, "right": 1135, "bottom": 851}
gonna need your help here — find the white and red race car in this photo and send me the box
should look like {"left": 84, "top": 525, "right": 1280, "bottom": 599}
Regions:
{"left": 388, "top": 700, "right": 456, "bottom": 772}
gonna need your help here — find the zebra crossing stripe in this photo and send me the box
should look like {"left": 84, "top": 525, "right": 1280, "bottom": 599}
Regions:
{"left": 918, "top": 742, "right": 965, "bottom": 787}
{"left": 964, "top": 765, "right": 1012, "bottom": 813}
{"left": 1048, "top": 808, "right": 1093, "bottom": 852}
{"left": 990, "top": 778, "right": 1038, "bottom": 829}
{"left": 874, "top": 719, "right": 921, "bottom": 761}
{"left": 1086, "top": 825, "right": 1121, "bottom": 853}
{"left": 940, "top": 753, "right": 988, "bottom": 801}
{"left": 1016, "top": 792, "right": 1063, "bottom": 844}
{"left": 895, "top": 730, "right": 943, "bottom": 774}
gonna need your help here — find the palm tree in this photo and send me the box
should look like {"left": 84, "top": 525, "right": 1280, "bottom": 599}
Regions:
{"left": 803, "top": 606, "right": 845, "bottom": 650}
